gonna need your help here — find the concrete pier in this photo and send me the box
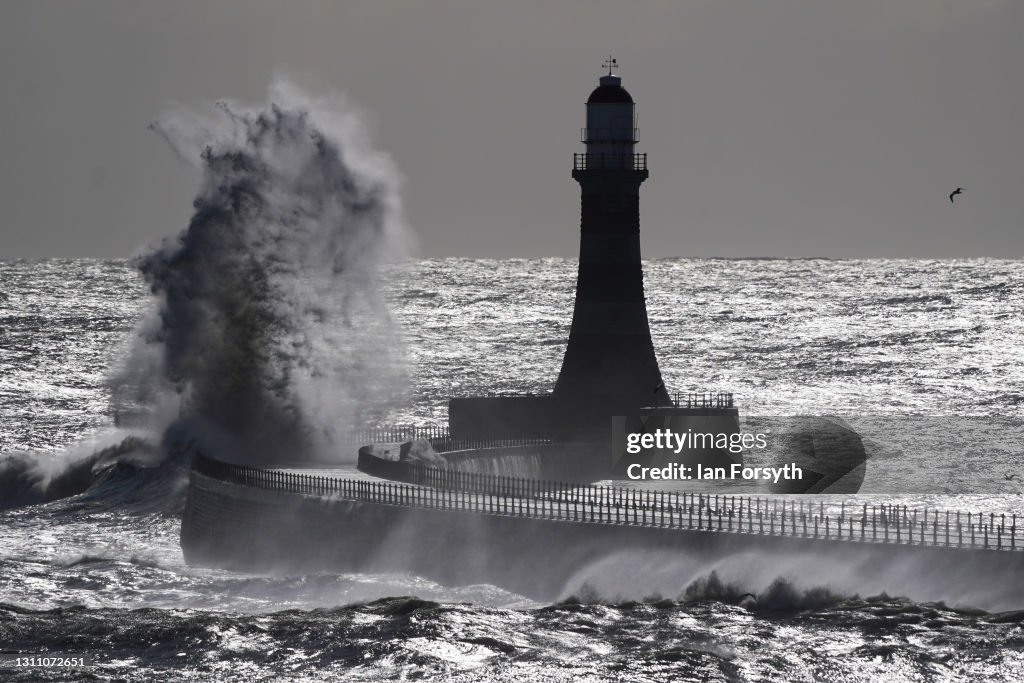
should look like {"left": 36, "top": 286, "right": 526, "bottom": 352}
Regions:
{"left": 182, "top": 454, "right": 1024, "bottom": 601}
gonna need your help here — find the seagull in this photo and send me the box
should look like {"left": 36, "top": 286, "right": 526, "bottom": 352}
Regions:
{"left": 949, "top": 187, "right": 964, "bottom": 203}
{"left": 1005, "top": 473, "right": 1017, "bottom": 481}
{"left": 653, "top": 382, "right": 665, "bottom": 395}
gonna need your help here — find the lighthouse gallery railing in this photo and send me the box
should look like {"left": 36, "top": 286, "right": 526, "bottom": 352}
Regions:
{"left": 573, "top": 153, "right": 647, "bottom": 171}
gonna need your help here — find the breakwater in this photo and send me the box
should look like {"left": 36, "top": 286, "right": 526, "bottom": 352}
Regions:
{"left": 192, "top": 454, "right": 1022, "bottom": 551}
{"left": 181, "top": 453, "right": 1024, "bottom": 601}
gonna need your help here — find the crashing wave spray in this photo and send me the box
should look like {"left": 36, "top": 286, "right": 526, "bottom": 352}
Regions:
{"left": 1, "top": 80, "right": 411, "bottom": 507}
{"left": 114, "top": 79, "right": 412, "bottom": 465}
{"left": 558, "top": 546, "right": 1024, "bottom": 612}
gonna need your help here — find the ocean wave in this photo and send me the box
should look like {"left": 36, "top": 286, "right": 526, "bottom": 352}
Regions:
{"left": 0, "top": 436, "right": 160, "bottom": 511}
{"left": 2, "top": 588, "right": 1024, "bottom": 680}
{"left": 563, "top": 571, "right": 847, "bottom": 614}
{"left": 878, "top": 293, "right": 955, "bottom": 307}
{"left": 958, "top": 281, "right": 1014, "bottom": 295}
{"left": 114, "top": 79, "right": 412, "bottom": 466}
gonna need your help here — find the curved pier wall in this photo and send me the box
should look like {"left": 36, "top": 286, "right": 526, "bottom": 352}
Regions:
{"left": 442, "top": 443, "right": 607, "bottom": 482}
{"left": 439, "top": 408, "right": 743, "bottom": 483}
{"left": 181, "top": 472, "right": 1024, "bottom": 604}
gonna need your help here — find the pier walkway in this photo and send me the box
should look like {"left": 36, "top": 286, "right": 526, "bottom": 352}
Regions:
{"left": 193, "top": 454, "right": 1022, "bottom": 553}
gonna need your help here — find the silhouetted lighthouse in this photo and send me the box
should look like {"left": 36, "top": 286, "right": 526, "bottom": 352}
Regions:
{"left": 448, "top": 60, "right": 736, "bottom": 444}
{"left": 554, "top": 59, "right": 671, "bottom": 415}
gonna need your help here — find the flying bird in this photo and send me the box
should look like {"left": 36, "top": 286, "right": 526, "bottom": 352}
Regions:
{"left": 1005, "top": 473, "right": 1017, "bottom": 481}
{"left": 949, "top": 187, "right": 964, "bottom": 203}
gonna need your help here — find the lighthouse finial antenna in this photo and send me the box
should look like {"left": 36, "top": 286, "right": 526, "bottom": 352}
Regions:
{"left": 603, "top": 56, "right": 618, "bottom": 75}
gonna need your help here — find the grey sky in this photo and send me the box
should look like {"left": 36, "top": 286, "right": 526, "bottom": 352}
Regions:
{"left": 1, "top": 1, "right": 1021, "bottom": 258}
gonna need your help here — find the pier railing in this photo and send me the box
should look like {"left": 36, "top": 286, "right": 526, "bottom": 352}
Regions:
{"left": 193, "top": 454, "right": 1021, "bottom": 553}
{"left": 336, "top": 426, "right": 607, "bottom": 454}
{"left": 338, "top": 395, "right": 736, "bottom": 450}
{"left": 667, "top": 392, "right": 734, "bottom": 409}
{"left": 339, "top": 427, "right": 550, "bottom": 453}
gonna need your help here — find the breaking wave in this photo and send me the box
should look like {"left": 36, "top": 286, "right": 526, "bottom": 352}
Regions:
{"left": 556, "top": 547, "right": 1024, "bottom": 613}
{"left": 117, "top": 79, "right": 411, "bottom": 465}
{"left": 0, "top": 435, "right": 161, "bottom": 511}
{"left": 3, "top": 79, "right": 413, "bottom": 509}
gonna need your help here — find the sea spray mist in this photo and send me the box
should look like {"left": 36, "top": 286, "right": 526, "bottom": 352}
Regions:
{"left": 115, "top": 79, "right": 413, "bottom": 465}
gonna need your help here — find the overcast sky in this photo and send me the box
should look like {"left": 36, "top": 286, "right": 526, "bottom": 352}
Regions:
{"left": 1, "top": 1, "right": 1021, "bottom": 258}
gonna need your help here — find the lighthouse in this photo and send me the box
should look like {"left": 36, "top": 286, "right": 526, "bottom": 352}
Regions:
{"left": 553, "top": 58, "right": 671, "bottom": 418}
{"left": 448, "top": 60, "right": 737, "bottom": 446}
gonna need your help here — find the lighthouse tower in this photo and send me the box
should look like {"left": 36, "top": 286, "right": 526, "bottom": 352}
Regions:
{"left": 448, "top": 60, "right": 738, "bottom": 445}
{"left": 553, "top": 59, "right": 671, "bottom": 417}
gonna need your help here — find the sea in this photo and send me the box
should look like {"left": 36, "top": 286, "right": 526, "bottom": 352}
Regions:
{"left": 2, "top": 256, "right": 1023, "bottom": 682}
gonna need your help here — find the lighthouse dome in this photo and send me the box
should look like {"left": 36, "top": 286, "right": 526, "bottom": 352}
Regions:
{"left": 587, "top": 74, "right": 633, "bottom": 104}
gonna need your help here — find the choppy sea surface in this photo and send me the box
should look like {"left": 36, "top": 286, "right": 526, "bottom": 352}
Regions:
{"left": 2, "top": 257, "right": 1024, "bottom": 681}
